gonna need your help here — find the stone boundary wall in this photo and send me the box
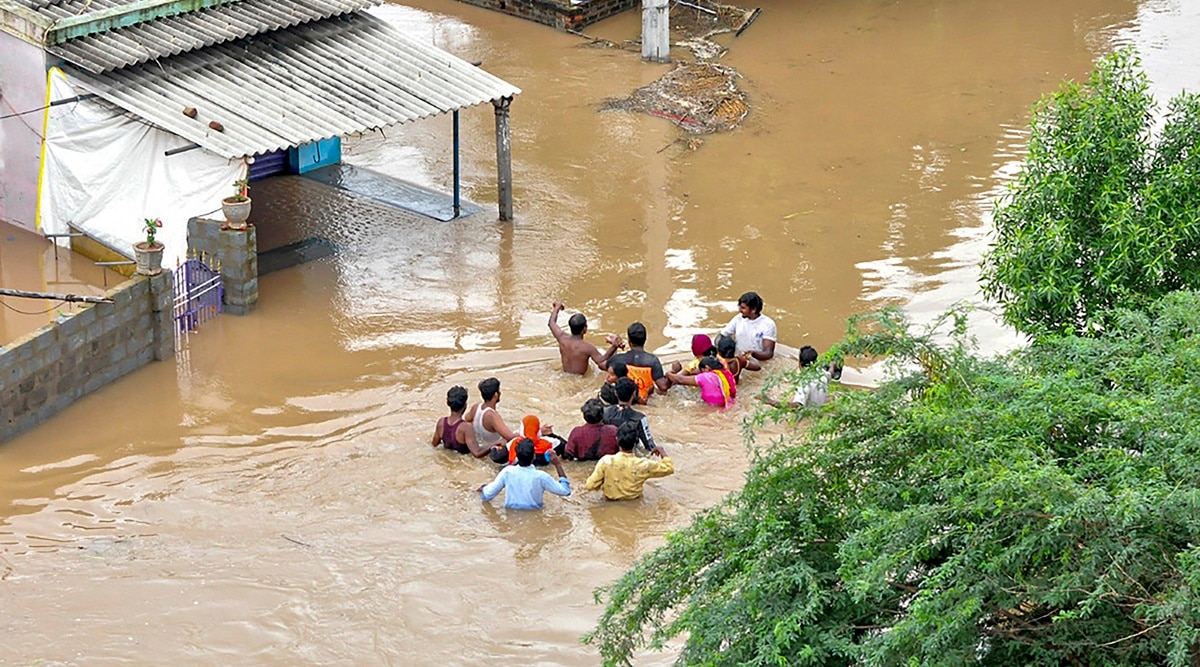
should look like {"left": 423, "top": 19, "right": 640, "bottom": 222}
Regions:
{"left": 0, "top": 272, "right": 174, "bottom": 443}
{"left": 452, "top": 0, "right": 637, "bottom": 30}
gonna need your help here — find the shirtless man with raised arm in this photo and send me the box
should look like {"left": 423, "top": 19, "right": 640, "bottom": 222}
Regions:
{"left": 548, "top": 300, "right": 625, "bottom": 375}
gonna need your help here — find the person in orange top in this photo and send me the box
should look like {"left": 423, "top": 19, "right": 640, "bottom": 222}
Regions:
{"left": 607, "top": 322, "right": 668, "bottom": 401}
{"left": 490, "top": 414, "right": 565, "bottom": 466}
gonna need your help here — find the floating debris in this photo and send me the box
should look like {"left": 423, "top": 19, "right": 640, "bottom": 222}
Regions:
{"left": 670, "top": 0, "right": 757, "bottom": 37}
{"left": 670, "top": 0, "right": 758, "bottom": 58}
{"left": 601, "top": 62, "right": 749, "bottom": 134}
{"left": 582, "top": 1, "right": 758, "bottom": 136}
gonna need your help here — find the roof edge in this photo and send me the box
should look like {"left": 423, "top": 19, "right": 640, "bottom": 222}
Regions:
{"left": 0, "top": 0, "right": 53, "bottom": 44}
{"left": 46, "top": 0, "right": 241, "bottom": 44}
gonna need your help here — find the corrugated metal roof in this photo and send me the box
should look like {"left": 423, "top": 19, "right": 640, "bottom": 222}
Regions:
{"left": 17, "top": 0, "right": 147, "bottom": 17}
{"left": 47, "top": 0, "right": 381, "bottom": 73}
{"left": 63, "top": 12, "right": 521, "bottom": 159}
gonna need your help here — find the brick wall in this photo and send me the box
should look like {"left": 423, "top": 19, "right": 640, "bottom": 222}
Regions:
{"left": 451, "top": 0, "right": 638, "bottom": 31}
{"left": 0, "top": 272, "right": 174, "bottom": 442}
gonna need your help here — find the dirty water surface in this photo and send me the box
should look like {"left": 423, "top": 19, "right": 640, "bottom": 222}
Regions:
{"left": 2, "top": 0, "right": 1197, "bottom": 664}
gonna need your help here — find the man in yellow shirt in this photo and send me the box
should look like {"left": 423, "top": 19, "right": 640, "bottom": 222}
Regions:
{"left": 585, "top": 422, "right": 674, "bottom": 500}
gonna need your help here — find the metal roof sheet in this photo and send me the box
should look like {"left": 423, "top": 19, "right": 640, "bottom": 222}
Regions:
{"left": 47, "top": 0, "right": 381, "bottom": 73}
{"left": 63, "top": 11, "right": 521, "bottom": 159}
{"left": 17, "top": 0, "right": 158, "bottom": 17}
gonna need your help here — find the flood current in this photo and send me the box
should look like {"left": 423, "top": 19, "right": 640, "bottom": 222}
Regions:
{"left": 2, "top": 0, "right": 1197, "bottom": 664}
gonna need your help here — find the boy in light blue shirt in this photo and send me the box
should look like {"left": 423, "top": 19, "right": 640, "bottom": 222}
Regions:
{"left": 480, "top": 439, "right": 571, "bottom": 510}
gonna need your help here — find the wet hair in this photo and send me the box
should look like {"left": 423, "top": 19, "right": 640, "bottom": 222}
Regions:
{"left": 716, "top": 334, "right": 737, "bottom": 360}
{"left": 616, "top": 421, "right": 639, "bottom": 451}
{"left": 799, "top": 345, "right": 819, "bottom": 367}
{"left": 627, "top": 322, "right": 647, "bottom": 347}
{"left": 446, "top": 385, "right": 468, "bottom": 412}
{"left": 488, "top": 444, "right": 509, "bottom": 464}
{"left": 479, "top": 377, "right": 500, "bottom": 402}
{"left": 581, "top": 398, "right": 605, "bottom": 424}
{"left": 568, "top": 313, "right": 587, "bottom": 336}
{"left": 615, "top": 377, "right": 638, "bottom": 403}
{"left": 598, "top": 382, "right": 618, "bottom": 406}
{"left": 738, "top": 291, "right": 763, "bottom": 314}
{"left": 608, "top": 359, "right": 628, "bottom": 378}
{"left": 698, "top": 356, "right": 723, "bottom": 372}
{"left": 515, "top": 438, "right": 536, "bottom": 466}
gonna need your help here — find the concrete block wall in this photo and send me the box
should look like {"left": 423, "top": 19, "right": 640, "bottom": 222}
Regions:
{"left": 187, "top": 217, "right": 258, "bottom": 315}
{"left": 0, "top": 272, "right": 174, "bottom": 443}
{"left": 451, "top": 0, "right": 637, "bottom": 30}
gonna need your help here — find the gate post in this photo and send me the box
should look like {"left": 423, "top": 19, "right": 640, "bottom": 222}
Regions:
{"left": 148, "top": 271, "right": 175, "bottom": 360}
{"left": 187, "top": 217, "right": 258, "bottom": 315}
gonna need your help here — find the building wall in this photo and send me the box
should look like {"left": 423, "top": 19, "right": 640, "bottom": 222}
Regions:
{"left": 452, "top": 0, "right": 637, "bottom": 31}
{"left": 0, "top": 272, "right": 174, "bottom": 443}
{"left": 0, "top": 30, "right": 48, "bottom": 231}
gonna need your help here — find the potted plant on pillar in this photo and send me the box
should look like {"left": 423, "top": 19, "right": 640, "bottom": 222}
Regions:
{"left": 134, "top": 217, "right": 165, "bottom": 275}
{"left": 222, "top": 177, "right": 252, "bottom": 230}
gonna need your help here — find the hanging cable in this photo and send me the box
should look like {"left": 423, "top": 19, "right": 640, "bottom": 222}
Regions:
{"left": 0, "top": 93, "right": 98, "bottom": 121}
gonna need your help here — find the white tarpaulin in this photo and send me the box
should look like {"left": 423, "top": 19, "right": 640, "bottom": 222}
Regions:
{"left": 39, "top": 67, "right": 242, "bottom": 268}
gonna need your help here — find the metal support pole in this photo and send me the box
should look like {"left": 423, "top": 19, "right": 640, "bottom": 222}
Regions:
{"left": 42, "top": 231, "right": 84, "bottom": 261}
{"left": 493, "top": 96, "right": 513, "bottom": 222}
{"left": 453, "top": 110, "right": 461, "bottom": 219}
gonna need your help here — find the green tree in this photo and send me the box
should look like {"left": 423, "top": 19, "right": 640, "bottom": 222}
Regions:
{"left": 587, "top": 294, "right": 1200, "bottom": 666}
{"left": 982, "top": 48, "right": 1200, "bottom": 338}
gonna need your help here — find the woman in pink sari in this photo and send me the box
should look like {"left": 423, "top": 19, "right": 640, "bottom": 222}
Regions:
{"left": 665, "top": 357, "right": 736, "bottom": 407}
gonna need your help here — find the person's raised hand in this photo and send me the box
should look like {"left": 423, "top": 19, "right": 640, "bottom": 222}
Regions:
{"left": 552, "top": 300, "right": 564, "bottom": 312}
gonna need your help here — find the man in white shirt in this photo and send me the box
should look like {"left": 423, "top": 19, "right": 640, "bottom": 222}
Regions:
{"left": 719, "top": 291, "right": 777, "bottom": 361}
{"left": 765, "top": 345, "right": 832, "bottom": 410}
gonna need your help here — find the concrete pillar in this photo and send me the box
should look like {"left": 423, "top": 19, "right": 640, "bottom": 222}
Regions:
{"left": 187, "top": 217, "right": 258, "bottom": 315}
{"left": 493, "top": 96, "right": 513, "bottom": 222}
{"left": 147, "top": 271, "right": 175, "bottom": 361}
{"left": 642, "top": 0, "right": 670, "bottom": 63}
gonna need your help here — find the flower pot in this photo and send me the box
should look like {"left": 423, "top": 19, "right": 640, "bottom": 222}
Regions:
{"left": 134, "top": 241, "right": 165, "bottom": 275}
{"left": 222, "top": 196, "right": 252, "bottom": 230}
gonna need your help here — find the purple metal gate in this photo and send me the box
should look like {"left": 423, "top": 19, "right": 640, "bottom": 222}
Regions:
{"left": 173, "top": 254, "right": 223, "bottom": 344}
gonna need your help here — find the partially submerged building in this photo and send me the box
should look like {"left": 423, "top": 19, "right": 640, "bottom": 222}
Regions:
{"left": 0, "top": 0, "right": 520, "bottom": 266}
{"left": 451, "top": 0, "right": 637, "bottom": 31}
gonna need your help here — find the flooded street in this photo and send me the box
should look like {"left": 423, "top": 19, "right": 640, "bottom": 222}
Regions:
{"left": 3, "top": 0, "right": 1197, "bottom": 664}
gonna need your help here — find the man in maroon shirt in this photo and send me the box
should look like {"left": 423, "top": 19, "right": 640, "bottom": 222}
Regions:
{"left": 563, "top": 398, "right": 619, "bottom": 461}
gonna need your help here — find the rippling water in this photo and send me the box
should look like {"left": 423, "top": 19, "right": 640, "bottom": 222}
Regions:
{"left": 4, "top": 0, "right": 1198, "bottom": 663}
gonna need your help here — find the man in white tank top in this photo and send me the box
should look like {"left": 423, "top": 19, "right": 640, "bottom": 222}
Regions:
{"left": 463, "top": 377, "right": 517, "bottom": 449}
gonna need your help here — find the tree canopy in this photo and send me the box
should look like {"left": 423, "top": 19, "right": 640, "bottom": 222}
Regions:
{"left": 587, "top": 294, "right": 1200, "bottom": 666}
{"left": 982, "top": 48, "right": 1200, "bottom": 338}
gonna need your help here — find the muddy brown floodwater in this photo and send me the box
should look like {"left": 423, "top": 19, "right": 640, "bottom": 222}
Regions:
{"left": 2, "top": 0, "right": 1197, "bottom": 664}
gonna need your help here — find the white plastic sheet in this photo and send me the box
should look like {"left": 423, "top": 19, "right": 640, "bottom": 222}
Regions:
{"left": 39, "top": 67, "right": 242, "bottom": 268}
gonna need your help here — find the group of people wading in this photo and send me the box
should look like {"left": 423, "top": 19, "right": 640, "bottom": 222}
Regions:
{"left": 431, "top": 291, "right": 824, "bottom": 510}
